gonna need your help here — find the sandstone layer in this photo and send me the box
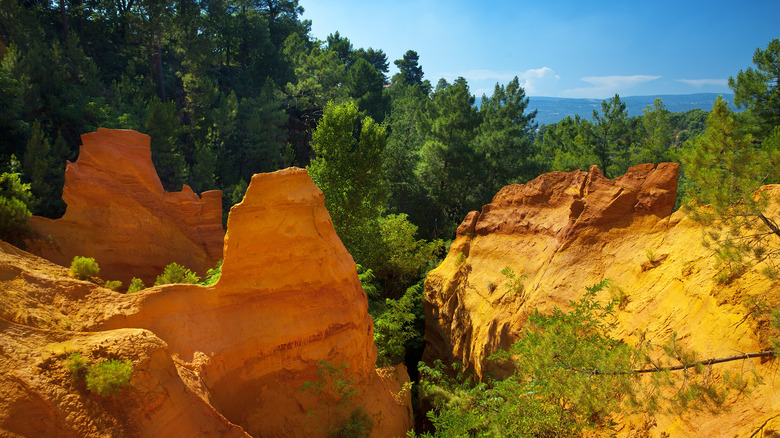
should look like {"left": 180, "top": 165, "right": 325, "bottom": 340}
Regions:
{"left": 25, "top": 128, "right": 224, "bottom": 285}
{"left": 2, "top": 162, "right": 411, "bottom": 435}
{"left": 424, "top": 163, "right": 780, "bottom": 437}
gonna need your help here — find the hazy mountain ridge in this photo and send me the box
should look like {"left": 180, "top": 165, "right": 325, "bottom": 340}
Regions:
{"left": 475, "top": 93, "right": 735, "bottom": 126}
{"left": 532, "top": 93, "right": 735, "bottom": 125}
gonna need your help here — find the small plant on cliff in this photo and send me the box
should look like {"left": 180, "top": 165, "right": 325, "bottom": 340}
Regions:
{"left": 501, "top": 266, "right": 528, "bottom": 295}
{"left": 65, "top": 353, "right": 133, "bottom": 396}
{"left": 70, "top": 256, "right": 99, "bottom": 280}
{"left": 104, "top": 280, "right": 122, "bottom": 291}
{"left": 301, "top": 360, "right": 371, "bottom": 436}
{"left": 126, "top": 277, "right": 145, "bottom": 293}
{"left": 154, "top": 262, "right": 200, "bottom": 286}
{"left": 86, "top": 359, "right": 133, "bottom": 396}
{"left": 333, "top": 408, "right": 373, "bottom": 438}
{"left": 65, "top": 352, "right": 88, "bottom": 380}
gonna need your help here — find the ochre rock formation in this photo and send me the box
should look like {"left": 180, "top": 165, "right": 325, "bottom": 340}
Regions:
{"left": 424, "top": 163, "right": 780, "bottom": 437}
{"left": 25, "top": 128, "right": 224, "bottom": 285}
{"left": 1, "top": 167, "right": 412, "bottom": 436}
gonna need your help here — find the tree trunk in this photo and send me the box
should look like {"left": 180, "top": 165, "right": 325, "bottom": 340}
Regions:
{"left": 59, "top": 0, "right": 69, "bottom": 39}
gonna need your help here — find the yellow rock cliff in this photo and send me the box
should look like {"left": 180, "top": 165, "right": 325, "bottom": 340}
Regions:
{"left": 424, "top": 163, "right": 780, "bottom": 437}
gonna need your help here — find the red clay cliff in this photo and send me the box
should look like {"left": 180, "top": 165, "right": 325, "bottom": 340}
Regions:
{"left": 25, "top": 128, "right": 224, "bottom": 285}
{"left": 1, "top": 131, "right": 412, "bottom": 437}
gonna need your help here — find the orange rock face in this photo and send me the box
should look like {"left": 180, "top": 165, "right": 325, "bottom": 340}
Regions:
{"left": 1, "top": 167, "right": 412, "bottom": 437}
{"left": 25, "top": 128, "right": 224, "bottom": 285}
{"left": 424, "top": 163, "right": 780, "bottom": 436}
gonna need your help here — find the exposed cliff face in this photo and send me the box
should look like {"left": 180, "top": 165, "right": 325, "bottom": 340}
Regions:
{"left": 25, "top": 128, "right": 224, "bottom": 285}
{"left": 1, "top": 134, "right": 411, "bottom": 436}
{"left": 0, "top": 241, "right": 250, "bottom": 438}
{"left": 96, "top": 168, "right": 413, "bottom": 436}
{"left": 424, "top": 163, "right": 780, "bottom": 437}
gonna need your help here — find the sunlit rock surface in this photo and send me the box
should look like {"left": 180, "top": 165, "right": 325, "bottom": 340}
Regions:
{"left": 424, "top": 163, "right": 780, "bottom": 437}
{"left": 25, "top": 128, "right": 224, "bottom": 285}
{"left": 2, "top": 153, "right": 412, "bottom": 436}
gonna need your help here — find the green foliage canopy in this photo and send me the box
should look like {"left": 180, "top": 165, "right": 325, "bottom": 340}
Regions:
{"left": 308, "top": 100, "right": 387, "bottom": 268}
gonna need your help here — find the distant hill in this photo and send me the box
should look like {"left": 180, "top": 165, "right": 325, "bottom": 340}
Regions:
{"left": 527, "top": 93, "right": 734, "bottom": 126}
{"left": 473, "top": 93, "right": 734, "bottom": 126}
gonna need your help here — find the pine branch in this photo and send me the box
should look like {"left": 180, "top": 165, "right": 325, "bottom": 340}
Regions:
{"left": 759, "top": 214, "right": 780, "bottom": 239}
{"left": 572, "top": 350, "right": 775, "bottom": 376}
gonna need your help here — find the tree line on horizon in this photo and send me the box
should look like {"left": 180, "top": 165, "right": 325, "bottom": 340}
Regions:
{"left": 0, "top": 0, "right": 711, "bottom": 233}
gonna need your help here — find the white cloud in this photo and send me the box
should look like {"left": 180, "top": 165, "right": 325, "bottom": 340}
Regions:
{"left": 438, "top": 67, "right": 560, "bottom": 96}
{"left": 676, "top": 78, "right": 728, "bottom": 88}
{"left": 561, "top": 75, "right": 662, "bottom": 98}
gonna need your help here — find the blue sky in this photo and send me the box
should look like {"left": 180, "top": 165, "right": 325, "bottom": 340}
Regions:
{"left": 301, "top": 0, "right": 779, "bottom": 99}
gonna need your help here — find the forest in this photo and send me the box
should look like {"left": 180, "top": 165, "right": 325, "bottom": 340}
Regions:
{"left": 1, "top": 0, "right": 780, "bottom": 435}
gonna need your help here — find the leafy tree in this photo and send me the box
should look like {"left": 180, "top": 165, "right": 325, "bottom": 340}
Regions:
{"left": 669, "top": 108, "right": 709, "bottom": 144}
{"left": 346, "top": 58, "right": 388, "bottom": 123}
{"left": 283, "top": 34, "right": 347, "bottom": 163}
{"left": 373, "top": 282, "right": 425, "bottom": 366}
{"left": 144, "top": 97, "right": 187, "bottom": 191}
{"left": 393, "top": 50, "right": 426, "bottom": 91}
{"left": 229, "top": 79, "right": 289, "bottom": 184}
{"left": 729, "top": 38, "right": 780, "bottom": 141}
{"left": 631, "top": 98, "right": 675, "bottom": 166}
{"left": 375, "top": 213, "right": 443, "bottom": 296}
{"left": 326, "top": 31, "right": 354, "bottom": 66}
{"left": 589, "top": 94, "right": 631, "bottom": 177}
{"left": 354, "top": 47, "right": 389, "bottom": 80}
{"left": 308, "top": 100, "right": 387, "bottom": 269}
{"left": 534, "top": 115, "right": 595, "bottom": 173}
{"left": 475, "top": 76, "right": 538, "bottom": 194}
{"left": 200, "top": 260, "right": 223, "bottom": 286}
{"left": 416, "top": 78, "right": 482, "bottom": 238}
{"left": 0, "top": 155, "right": 34, "bottom": 246}
{"left": 681, "top": 96, "right": 780, "bottom": 282}
{"left": 0, "top": 44, "right": 29, "bottom": 159}
{"left": 417, "top": 281, "right": 637, "bottom": 437}
{"left": 383, "top": 81, "right": 429, "bottom": 228}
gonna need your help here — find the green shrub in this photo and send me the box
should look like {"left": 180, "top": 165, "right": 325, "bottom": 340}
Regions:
{"left": 65, "top": 352, "right": 87, "bottom": 380}
{"left": 374, "top": 283, "right": 424, "bottom": 366}
{"left": 70, "top": 256, "right": 99, "bottom": 280}
{"left": 154, "top": 262, "right": 200, "bottom": 286}
{"left": 0, "top": 156, "right": 34, "bottom": 246}
{"left": 104, "top": 280, "right": 122, "bottom": 291}
{"left": 199, "top": 260, "right": 222, "bottom": 286}
{"left": 85, "top": 359, "right": 133, "bottom": 396}
{"left": 126, "top": 277, "right": 145, "bottom": 293}
{"left": 335, "top": 408, "right": 373, "bottom": 438}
